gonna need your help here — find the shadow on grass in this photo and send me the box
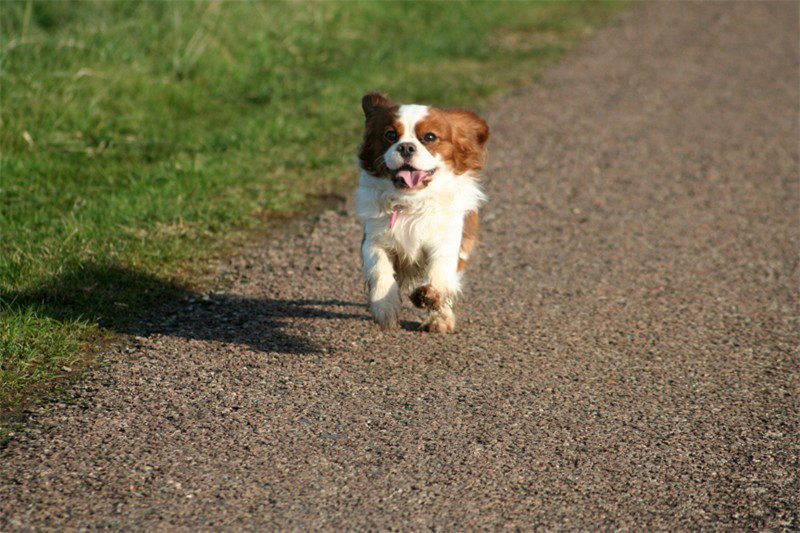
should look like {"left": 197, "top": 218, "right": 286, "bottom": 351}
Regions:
{"left": 1, "top": 262, "right": 369, "bottom": 355}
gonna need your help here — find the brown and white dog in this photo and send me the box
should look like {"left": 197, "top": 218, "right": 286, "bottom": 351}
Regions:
{"left": 356, "top": 93, "right": 489, "bottom": 332}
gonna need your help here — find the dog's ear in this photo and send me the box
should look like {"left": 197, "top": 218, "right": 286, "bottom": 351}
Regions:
{"left": 362, "top": 92, "right": 393, "bottom": 119}
{"left": 447, "top": 109, "right": 490, "bottom": 173}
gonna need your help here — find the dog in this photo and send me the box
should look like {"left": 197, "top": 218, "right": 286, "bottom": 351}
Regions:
{"left": 356, "top": 92, "right": 489, "bottom": 333}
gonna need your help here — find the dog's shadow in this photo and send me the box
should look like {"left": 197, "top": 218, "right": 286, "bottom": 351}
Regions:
{"left": 171, "top": 294, "right": 422, "bottom": 348}
{"left": 1, "top": 262, "right": 404, "bottom": 355}
{"left": 152, "top": 294, "right": 373, "bottom": 354}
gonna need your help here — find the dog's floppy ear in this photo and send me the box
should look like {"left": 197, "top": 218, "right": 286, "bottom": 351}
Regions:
{"left": 362, "top": 92, "right": 393, "bottom": 119}
{"left": 447, "top": 109, "right": 490, "bottom": 172}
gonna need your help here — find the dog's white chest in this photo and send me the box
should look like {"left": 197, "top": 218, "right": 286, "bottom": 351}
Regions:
{"left": 387, "top": 208, "right": 437, "bottom": 261}
{"left": 356, "top": 170, "right": 486, "bottom": 264}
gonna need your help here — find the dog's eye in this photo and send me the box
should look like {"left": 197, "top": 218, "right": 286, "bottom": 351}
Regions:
{"left": 422, "top": 132, "right": 437, "bottom": 143}
{"left": 384, "top": 130, "right": 398, "bottom": 142}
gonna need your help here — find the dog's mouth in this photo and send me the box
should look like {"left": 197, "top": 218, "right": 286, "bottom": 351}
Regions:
{"left": 392, "top": 165, "right": 436, "bottom": 190}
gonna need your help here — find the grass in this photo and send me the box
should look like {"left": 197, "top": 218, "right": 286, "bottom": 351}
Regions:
{"left": 0, "top": 0, "right": 625, "bottom": 411}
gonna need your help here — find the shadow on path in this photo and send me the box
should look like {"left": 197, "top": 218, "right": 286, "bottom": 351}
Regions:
{"left": 2, "top": 263, "right": 369, "bottom": 355}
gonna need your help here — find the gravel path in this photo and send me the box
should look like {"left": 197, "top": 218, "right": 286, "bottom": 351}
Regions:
{"left": 2, "top": 2, "right": 798, "bottom": 530}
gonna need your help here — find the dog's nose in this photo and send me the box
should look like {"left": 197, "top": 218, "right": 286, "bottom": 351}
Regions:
{"left": 397, "top": 142, "right": 416, "bottom": 159}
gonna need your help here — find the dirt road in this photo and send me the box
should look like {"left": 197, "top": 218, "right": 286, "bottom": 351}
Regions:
{"left": 2, "top": 2, "right": 798, "bottom": 530}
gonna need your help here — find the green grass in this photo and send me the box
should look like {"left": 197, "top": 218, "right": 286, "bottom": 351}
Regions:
{"left": 0, "top": 0, "right": 625, "bottom": 410}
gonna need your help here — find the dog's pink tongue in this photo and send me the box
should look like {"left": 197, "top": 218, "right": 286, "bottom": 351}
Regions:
{"left": 396, "top": 169, "right": 429, "bottom": 189}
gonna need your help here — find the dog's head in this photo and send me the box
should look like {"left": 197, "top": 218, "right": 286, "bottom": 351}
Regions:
{"left": 358, "top": 92, "right": 489, "bottom": 191}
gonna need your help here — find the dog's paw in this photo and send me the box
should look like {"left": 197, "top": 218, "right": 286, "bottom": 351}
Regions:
{"left": 410, "top": 285, "right": 442, "bottom": 310}
{"left": 420, "top": 313, "right": 456, "bottom": 333}
{"left": 370, "top": 299, "right": 400, "bottom": 331}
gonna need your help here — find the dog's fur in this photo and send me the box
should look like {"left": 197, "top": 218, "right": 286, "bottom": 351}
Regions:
{"left": 356, "top": 93, "right": 489, "bottom": 332}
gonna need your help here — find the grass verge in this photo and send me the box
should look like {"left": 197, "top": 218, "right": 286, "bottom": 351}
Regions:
{"left": 0, "top": 1, "right": 626, "bottom": 412}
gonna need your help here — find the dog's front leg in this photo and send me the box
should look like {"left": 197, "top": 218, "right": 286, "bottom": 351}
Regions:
{"left": 362, "top": 239, "right": 400, "bottom": 330}
{"left": 410, "top": 234, "right": 462, "bottom": 333}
